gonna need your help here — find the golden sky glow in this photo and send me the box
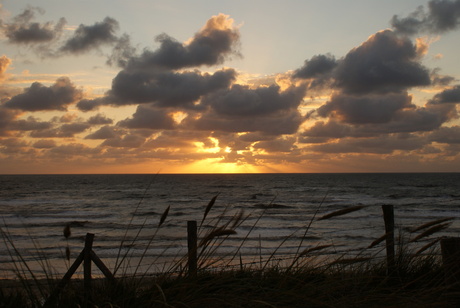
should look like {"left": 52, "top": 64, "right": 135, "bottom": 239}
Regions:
{"left": 1, "top": 1, "right": 460, "bottom": 174}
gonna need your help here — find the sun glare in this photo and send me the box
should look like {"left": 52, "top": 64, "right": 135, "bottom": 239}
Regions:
{"left": 183, "top": 158, "right": 260, "bottom": 173}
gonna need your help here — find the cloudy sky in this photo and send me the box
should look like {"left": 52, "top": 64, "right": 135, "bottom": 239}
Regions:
{"left": 1, "top": 0, "right": 460, "bottom": 174}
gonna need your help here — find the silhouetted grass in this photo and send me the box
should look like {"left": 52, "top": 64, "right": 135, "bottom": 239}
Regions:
{"left": 1, "top": 196, "right": 459, "bottom": 307}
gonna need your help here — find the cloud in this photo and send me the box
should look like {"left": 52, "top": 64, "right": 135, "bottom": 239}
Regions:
{"left": 334, "top": 30, "right": 431, "bottom": 94}
{"left": 1, "top": 7, "right": 66, "bottom": 44}
{"left": 118, "top": 104, "right": 176, "bottom": 130}
{"left": 307, "top": 134, "right": 427, "bottom": 154}
{"left": 4, "top": 77, "right": 83, "bottom": 111}
{"left": 86, "top": 113, "right": 113, "bottom": 125}
{"left": 293, "top": 54, "right": 338, "bottom": 79}
{"left": 77, "top": 68, "right": 236, "bottom": 111}
{"left": 49, "top": 143, "right": 101, "bottom": 157}
{"left": 201, "top": 84, "right": 305, "bottom": 117}
{"left": 101, "top": 134, "right": 146, "bottom": 148}
{"left": 317, "top": 92, "right": 414, "bottom": 124}
{"left": 429, "top": 125, "right": 460, "bottom": 143}
{"left": 253, "top": 136, "right": 297, "bottom": 153}
{"left": 59, "top": 17, "right": 119, "bottom": 54}
{"left": 0, "top": 106, "right": 21, "bottom": 136}
{"left": 85, "top": 125, "right": 122, "bottom": 140}
{"left": 429, "top": 84, "right": 460, "bottom": 103}
{"left": 185, "top": 83, "right": 306, "bottom": 135}
{"left": 9, "top": 116, "right": 52, "bottom": 131}
{"left": 391, "top": 0, "right": 460, "bottom": 35}
{"left": 124, "top": 14, "right": 240, "bottom": 70}
{"left": 430, "top": 69, "right": 456, "bottom": 86}
{"left": 303, "top": 99, "right": 456, "bottom": 142}
{"left": 0, "top": 55, "right": 12, "bottom": 81}
{"left": 29, "top": 122, "right": 90, "bottom": 138}
{"left": 33, "top": 139, "right": 56, "bottom": 149}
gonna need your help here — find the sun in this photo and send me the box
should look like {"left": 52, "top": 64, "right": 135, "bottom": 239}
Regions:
{"left": 181, "top": 158, "right": 261, "bottom": 173}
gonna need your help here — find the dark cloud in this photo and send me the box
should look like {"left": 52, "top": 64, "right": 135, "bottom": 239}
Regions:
{"left": 4, "top": 77, "right": 83, "bottom": 111}
{"left": 334, "top": 30, "right": 431, "bottom": 94}
{"left": 9, "top": 116, "right": 52, "bottom": 131}
{"left": 429, "top": 85, "right": 460, "bottom": 103}
{"left": 253, "top": 137, "right": 297, "bottom": 153}
{"left": 303, "top": 99, "right": 456, "bottom": 141}
{"left": 33, "top": 139, "right": 56, "bottom": 149}
{"left": 87, "top": 114, "right": 113, "bottom": 125}
{"left": 391, "top": 0, "right": 460, "bottom": 35}
{"left": 85, "top": 125, "right": 121, "bottom": 139}
{"left": 429, "top": 125, "right": 460, "bottom": 143}
{"left": 106, "top": 33, "right": 137, "bottom": 67}
{"left": 101, "top": 134, "right": 146, "bottom": 148}
{"left": 0, "top": 107, "right": 21, "bottom": 136}
{"left": 1, "top": 7, "right": 66, "bottom": 44}
{"left": 293, "top": 54, "right": 338, "bottom": 79}
{"left": 307, "top": 134, "right": 427, "bottom": 154}
{"left": 125, "top": 14, "right": 240, "bottom": 70}
{"left": 190, "top": 108, "right": 304, "bottom": 135}
{"left": 77, "top": 68, "right": 236, "bottom": 111}
{"left": 431, "top": 70, "right": 456, "bottom": 86}
{"left": 201, "top": 84, "right": 305, "bottom": 117}
{"left": 60, "top": 17, "right": 119, "bottom": 54}
{"left": 184, "top": 84, "right": 306, "bottom": 135}
{"left": 30, "top": 122, "right": 90, "bottom": 138}
{"left": 49, "top": 143, "right": 101, "bottom": 157}
{"left": 317, "top": 92, "right": 414, "bottom": 124}
{"left": 118, "top": 104, "right": 176, "bottom": 130}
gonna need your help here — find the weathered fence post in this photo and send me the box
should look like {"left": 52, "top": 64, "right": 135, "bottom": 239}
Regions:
{"left": 83, "top": 233, "right": 94, "bottom": 307}
{"left": 440, "top": 237, "right": 460, "bottom": 287}
{"left": 382, "top": 205, "right": 395, "bottom": 274}
{"left": 187, "top": 220, "right": 198, "bottom": 277}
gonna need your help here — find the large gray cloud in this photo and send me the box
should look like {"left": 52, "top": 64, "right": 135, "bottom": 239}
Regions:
{"left": 429, "top": 125, "right": 460, "bottom": 143}
{"left": 77, "top": 68, "right": 236, "bottom": 111}
{"left": 4, "top": 77, "right": 83, "bottom": 111}
{"left": 307, "top": 134, "right": 427, "bottom": 154}
{"left": 124, "top": 14, "right": 240, "bottom": 70}
{"left": 317, "top": 92, "right": 414, "bottom": 124}
{"left": 293, "top": 54, "right": 338, "bottom": 79}
{"left": 334, "top": 30, "right": 431, "bottom": 94}
{"left": 430, "top": 85, "right": 460, "bottom": 104}
{"left": 118, "top": 104, "right": 176, "bottom": 130}
{"left": 9, "top": 116, "right": 52, "bottom": 131}
{"left": 201, "top": 84, "right": 306, "bottom": 117}
{"left": 29, "top": 122, "right": 90, "bottom": 138}
{"left": 302, "top": 100, "right": 456, "bottom": 141}
{"left": 0, "top": 107, "right": 21, "bottom": 136}
{"left": 60, "top": 17, "right": 119, "bottom": 54}
{"left": 184, "top": 84, "right": 306, "bottom": 135}
{"left": 391, "top": 0, "right": 460, "bottom": 35}
{"left": 1, "top": 7, "right": 66, "bottom": 44}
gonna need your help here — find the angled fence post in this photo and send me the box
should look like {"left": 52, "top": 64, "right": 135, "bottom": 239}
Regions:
{"left": 44, "top": 233, "right": 115, "bottom": 308}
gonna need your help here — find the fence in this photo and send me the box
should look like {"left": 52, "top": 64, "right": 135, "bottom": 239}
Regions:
{"left": 41, "top": 204, "right": 460, "bottom": 307}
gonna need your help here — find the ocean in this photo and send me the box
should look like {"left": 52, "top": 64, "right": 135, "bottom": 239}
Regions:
{"left": 1, "top": 173, "right": 459, "bottom": 278}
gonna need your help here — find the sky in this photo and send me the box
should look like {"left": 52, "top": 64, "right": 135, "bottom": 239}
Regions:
{"left": 1, "top": 0, "right": 460, "bottom": 174}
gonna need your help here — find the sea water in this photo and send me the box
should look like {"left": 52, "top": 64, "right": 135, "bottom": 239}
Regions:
{"left": 1, "top": 173, "right": 459, "bottom": 277}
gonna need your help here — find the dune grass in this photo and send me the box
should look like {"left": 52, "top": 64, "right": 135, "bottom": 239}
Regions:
{"left": 1, "top": 196, "right": 459, "bottom": 307}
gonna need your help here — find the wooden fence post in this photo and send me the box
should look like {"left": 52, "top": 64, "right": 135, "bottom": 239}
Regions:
{"left": 43, "top": 233, "right": 115, "bottom": 307}
{"left": 382, "top": 205, "right": 395, "bottom": 274}
{"left": 83, "top": 233, "right": 94, "bottom": 307}
{"left": 187, "top": 220, "right": 198, "bottom": 277}
{"left": 440, "top": 237, "right": 460, "bottom": 287}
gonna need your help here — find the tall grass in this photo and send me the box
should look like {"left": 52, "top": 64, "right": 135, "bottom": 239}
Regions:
{"left": 1, "top": 193, "right": 459, "bottom": 307}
